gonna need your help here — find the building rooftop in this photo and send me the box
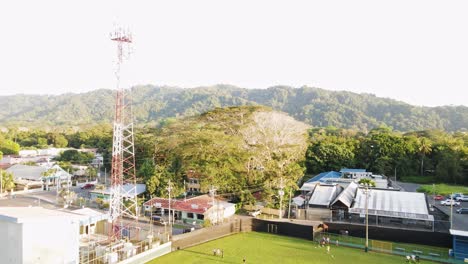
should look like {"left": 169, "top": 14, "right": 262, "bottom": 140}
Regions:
{"left": 332, "top": 181, "right": 358, "bottom": 208}
{"left": 340, "top": 168, "right": 366, "bottom": 173}
{"left": 306, "top": 171, "right": 341, "bottom": 183}
{"left": 450, "top": 229, "right": 468, "bottom": 237}
{"left": 308, "top": 184, "right": 343, "bottom": 207}
{"left": 350, "top": 189, "right": 433, "bottom": 221}
{"left": 0, "top": 207, "right": 81, "bottom": 224}
{"left": 6, "top": 164, "right": 48, "bottom": 181}
{"left": 144, "top": 195, "right": 216, "bottom": 214}
{"left": 89, "top": 184, "right": 146, "bottom": 198}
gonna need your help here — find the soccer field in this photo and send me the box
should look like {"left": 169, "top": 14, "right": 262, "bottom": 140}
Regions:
{"left": 147, "top": 232, "right": 435, "bottom": 263}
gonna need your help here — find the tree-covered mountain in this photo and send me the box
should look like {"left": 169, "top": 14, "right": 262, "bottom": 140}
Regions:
{"left": 0, "top": 85, "right": 466, "bottom": 132}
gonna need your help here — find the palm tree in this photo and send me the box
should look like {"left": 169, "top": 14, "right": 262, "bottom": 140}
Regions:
{"left": 418, "top": 137, "right": 432, "bottom": 176}
{"left": 1, "top": 170, "right": 15, "bottom": 193}
{"left": 358, "top": 178, "right": 376, "bottom": 187}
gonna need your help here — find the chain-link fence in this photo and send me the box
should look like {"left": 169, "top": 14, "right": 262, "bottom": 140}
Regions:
{"left": 317, "top": 232, "right": 460, "bottom": 263}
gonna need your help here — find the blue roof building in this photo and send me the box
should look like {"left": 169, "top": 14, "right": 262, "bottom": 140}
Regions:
{"left": 339, "top": 168, "right": 366, "bottom": 173}
{"left": 450, "top": 229, "right": 468, "bottom": 261}
{"left": 306, "top": 171, "right": 341, "bottom": 183}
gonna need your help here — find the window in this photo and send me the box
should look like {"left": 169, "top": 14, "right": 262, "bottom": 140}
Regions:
{"left": 197, "top": 214, "right": 204, "bottom": 220}
{"left": 187, "top": 213, "right": 194, "bottom": 218}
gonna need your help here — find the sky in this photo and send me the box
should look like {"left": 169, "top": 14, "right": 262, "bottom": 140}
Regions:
{"left": 0, "top": 0, "right": 467, "bottom": 107}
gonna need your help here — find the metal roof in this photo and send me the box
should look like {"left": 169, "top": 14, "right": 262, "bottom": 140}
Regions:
{"left": 450, "top": 229, "right": 468, "bottom": 237}
{"left": 0, "top": 207, "right": 83, "bottom": 224}
{"left": 340, "top": 168, "right": 366, "bottom": 173}
{"left": 144, "top": 194, "right": 216, "bottom": 214}
{"left": 308, "top": 184, "right": 343, "bottom": 207}
{"left": 350, "top": 189, "right": 433, "bottom": 221}
{"left": 300, "top": 182, "right": 317, "bottom": 192}
{"left": 292, "top": 195, "right": 305, "bottom": 206}
{"left": 332, "top": 181, "right": 358, "bottom": 208}
{"left": 90, "top": 184, "right": 146, "bottom": 198}
{"left": 6, "top": 164, "right": 48, "bottom": 181}
{"left": 306, "top": 171, "right": 341, "bottom": 183}
{"left": 71, "top": 208, "right": 109, "bottom": 226}
{"left": 6, "top": 164, "right": 71, "bottom": 181}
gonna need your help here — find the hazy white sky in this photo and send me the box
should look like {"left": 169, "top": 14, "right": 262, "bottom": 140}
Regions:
{"left": 0, "top": 0, "right": 467, "bottom": 106}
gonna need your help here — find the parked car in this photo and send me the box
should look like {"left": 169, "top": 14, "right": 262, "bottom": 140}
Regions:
{"left": 249, "top": 210, "right": 262, "bottom": 217}
{"left": 80, "top": 183, "right": 95, "bottom": 190}
{"left": 448, "top": 193, "right": 463, "bottom": 200}
{"left": 434, "top": 195, "right": 445, "bottom": 200}
{"left": 456, "top": 208, "right": 468, "bottom": 214}
{"left": 440, "top": 199, "right": 460, "bottom": 206}
{"left": 151, "top": 215, "right": 168, "bottom": 225}
{"left": 455, "top": 195, "right": 468, "bottom": 202}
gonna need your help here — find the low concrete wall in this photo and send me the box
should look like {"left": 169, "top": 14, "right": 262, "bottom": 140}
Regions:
{"left": 119, "top": 242, "right": 172, "bottom": 264}
{"left": 12, "top": 188, "right": 44, "bottom": 195}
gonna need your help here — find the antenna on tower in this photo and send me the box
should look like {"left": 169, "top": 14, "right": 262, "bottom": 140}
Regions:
{"left": 108, "top": 25, "right": 138, "bottom": 241}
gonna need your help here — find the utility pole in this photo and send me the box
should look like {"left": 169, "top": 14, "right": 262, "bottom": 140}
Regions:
{"left": 184, "top": 180, "right": 187, "bottom": 202}
{"left": 167, "top": 180, "right": 173, "bottom": 228}
{"left": 450, "top": 192, "right": 453, "bottom": 229}
{"left": 209, "top": 185, "right": 217, "bottom": 224}
{"left": 278, "top": 177, "right": 285, "bottom": 220}
{"left": 364, "top": 186, "right": 370, "bottom": 253}
{"left": 287, "top": 187, "right": 292, "bottom": 219}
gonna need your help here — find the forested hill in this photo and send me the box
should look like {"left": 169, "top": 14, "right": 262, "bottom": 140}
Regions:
{"left": 0, "top": 85, "right": 466, "bottom": 132}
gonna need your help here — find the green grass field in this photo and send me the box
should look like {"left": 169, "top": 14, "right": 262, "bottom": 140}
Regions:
{"left": 147, "top": 232, "right": 436, "bottom": 264}
{"left": 417, "top": 183, "right": 468, "bottom": 195}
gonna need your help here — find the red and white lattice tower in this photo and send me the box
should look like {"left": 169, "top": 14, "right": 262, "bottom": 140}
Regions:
{"left": 109, "top": 26, "right": 138, "bottom": 240}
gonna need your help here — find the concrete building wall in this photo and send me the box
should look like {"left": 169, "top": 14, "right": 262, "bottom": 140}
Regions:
{"left": 0, "top": 220, "right": 23, "bottom": 264}
{"left": 21, "top": 220, "right": 80, "bottom": 264}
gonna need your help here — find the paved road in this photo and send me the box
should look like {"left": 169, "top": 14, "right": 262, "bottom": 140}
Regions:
{"left": 0, "top": 195, "right": 57, "bottom": 209}
{"left": 394, "top": 180, "right": 421, "bottom": 192}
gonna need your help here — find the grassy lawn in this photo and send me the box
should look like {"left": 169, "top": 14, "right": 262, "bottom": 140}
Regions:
{"left": 147, "top": 232, "right": 436, "bottom": 264}
{"left": 400, "top": 175, "right": 436, "bottom": 184}
{"left": 417, "top": 183, "right": 468, "bottom": 195}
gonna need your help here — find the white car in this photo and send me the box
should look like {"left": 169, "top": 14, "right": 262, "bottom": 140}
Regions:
{"left": 440, "top": 199, "right": 460, "bottom": 206}
{"left": 249, "top": 210, "right": 262, "bottom": 217}
{"left": 455, "top": 195, "right": 468, "bottom": 202}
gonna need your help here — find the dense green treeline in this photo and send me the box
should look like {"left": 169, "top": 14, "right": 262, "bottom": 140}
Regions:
{"left": 1, "top": 107, "right": 467, "bottom": 205}
{"left": 0, "top": 85, "right": 467, "bottom": 132}
{"left": 306, "top": 127, "right": 468, "bottom": 184}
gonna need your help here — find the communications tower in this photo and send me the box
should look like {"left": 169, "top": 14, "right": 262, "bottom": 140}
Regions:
{"left": 109, "top": 26, "right": 138, "bottom": 240}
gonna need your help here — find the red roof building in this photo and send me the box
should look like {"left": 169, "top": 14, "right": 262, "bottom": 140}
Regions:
{"left": 143, "top": 194, "right": 236, "bottom": 225}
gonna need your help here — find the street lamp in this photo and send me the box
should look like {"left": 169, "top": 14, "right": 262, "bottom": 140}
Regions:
{"left": 362, "top": 185, "right": 371, "bottom": 253}
{"left": 278, "top": 189, "right": 285, "bottom": 219}
{"left": 278, "top": 177, "right": 285, "bottom": 219}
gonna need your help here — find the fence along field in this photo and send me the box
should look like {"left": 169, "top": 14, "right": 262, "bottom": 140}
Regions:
{"left": 148, "top": 232, "right": 441, "bottom": 264}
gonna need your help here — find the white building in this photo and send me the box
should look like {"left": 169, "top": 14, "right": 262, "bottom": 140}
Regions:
{"left": 89, "top": 184, "right": 146, "bottom": 202}
{"left": 0, "top": 207, "right": 81, "bottom": 264}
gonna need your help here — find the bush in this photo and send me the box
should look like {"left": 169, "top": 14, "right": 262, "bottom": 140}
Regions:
{"left": 417, "top": 184, "right": 468, "bottom": 195}
{"left": 203, "top": 219, "right": 212, "bottom": 228}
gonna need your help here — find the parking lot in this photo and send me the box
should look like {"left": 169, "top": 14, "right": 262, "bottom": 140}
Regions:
{"left": 432, "top": 197, "right": 468, "bottom": 231}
